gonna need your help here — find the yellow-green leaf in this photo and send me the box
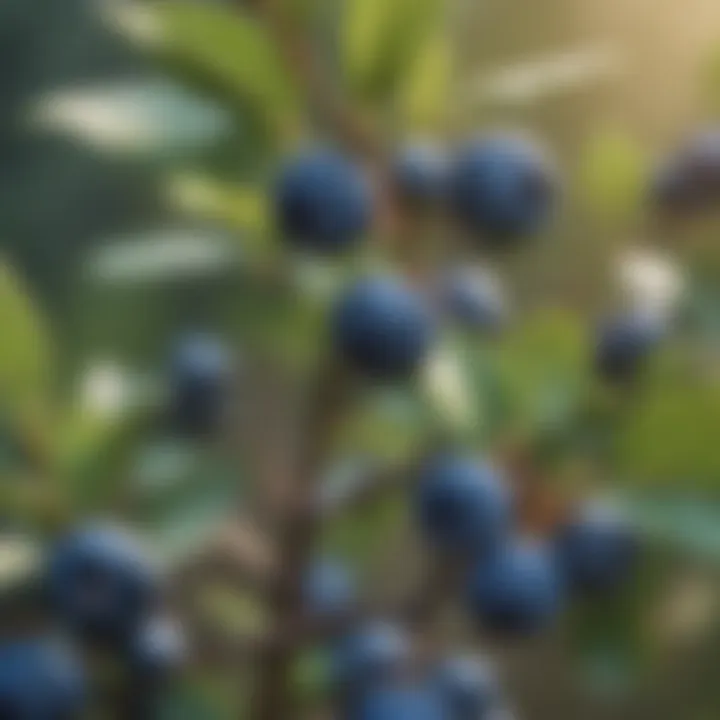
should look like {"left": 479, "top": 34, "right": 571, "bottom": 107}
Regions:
{"left": 578, "top": 128, "right": 649, "bottom": 224}
{"left": 110, "top": 1, "right": 300, "bottom": 142}
{"left": 399, "top": 30, "right": 451, "bottom": 132}
{"left": 0, "top": 261, "right": 51, "bottom": 416}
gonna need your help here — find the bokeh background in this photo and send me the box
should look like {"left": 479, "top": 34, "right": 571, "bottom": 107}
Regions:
{"left": 1, "top": 0, "right": 720, "bottom": 718}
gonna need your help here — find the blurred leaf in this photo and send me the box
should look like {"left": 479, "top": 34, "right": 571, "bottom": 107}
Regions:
{"left": 197, "top": 583, "right": 268, "bottom": 638}
{"left": 491, "top": 308, "right": 588, "bottom": 437}
{"left": 85, "top": 229, "right": 242, "bottom": 286}
{"left": 53, "top": 407, "right": 152, "bottom": 514}
{"left": 0, "top": 261, "right": 51, "bottom": 417}
{"left": 624, "top": 494, "right": 720, "bottom": 561}
{"left": 30, "top": 80, "right": 232, "bottom": 158}
{"left": 578, "top": 128, "right": 649, "bottom": 224}
{"left": 109, "top": 1, "right": 300, "bottom": 142}
{"left": 291, "top": 649, "right": 331, "bottom": 709}
{"left": 342, "top": 0, "right": 442, "bottom": 103}
{"left": 616, "top": 382, "right": 720, "bottom": 488}
{"left": 167, "top": 174, "right": 272, "bottom": 256}
{"left": 399, "top": 29, "right": 451, "bottom": 131}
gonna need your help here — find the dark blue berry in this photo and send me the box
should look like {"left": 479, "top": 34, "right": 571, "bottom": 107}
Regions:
{"left": 0, "top": 640, "right": 86, "bottom": 718}
{"left": 332, "top": 276, "right": 434, "bottom": 381}
{"left": 275, "top": 149, "right": 372, "bottom": 253}
{"left": 169, "top": 333, "right": 232, "bottom": 437}
{"left": 126, "top": 615, "right": 186, "bottom": 683}
{"left": 434, "top": 655, "right": 499, "bottom": 720}
{"left": 332, "top": 621, "right": 410, "bottom": 690}
{"left": 442, "top": 267, "right": 508, "bottom": 334}
{"left": 47, "top": 524, "right": 158, "bottom": 643}
{"left": 417, "top": 454, "right": 511, "bottom": 557}
{"left": 303, "top": 559, "right": 356, "bottom": 619}
{"left": 352, "top": 684, "right": 448, "bottom": 720}
{"left": 449, "top": 135, "right": 557, "bottom": 243}
{"left": 392, "top": 142, "right": 448, "bottom": 208}
{"left": 555, "top": 502, "right": 638, "bottom": 596}
{"left": 595, "top": 312, "right": 665, "bottom": 382}
{"left": 467, "top": 539, "right": 562, "bottom": 636}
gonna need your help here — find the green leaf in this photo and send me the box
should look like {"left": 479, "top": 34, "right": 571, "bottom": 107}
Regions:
{"left": 578, "top": 128, "right": 649, "bottom": 225}
{"left": 616, "top": 382, "right": 720, "bottom": 489}
{"left": 110, "top": 1, "right": 300, "bottom": 142}
{"left": 491, "top": 308, "right": 588, "bottom": 437}
{"left": 342, "top": 0, "right": 442, "bottom": 103}
{"left": 399, "top": 29, "right": 451, "bottom": 132}
{"left": 167, "top": 174, "right": 271, "bottom": 255}
{"left": 0, "top": 261, "right": 51, "bottom": 417}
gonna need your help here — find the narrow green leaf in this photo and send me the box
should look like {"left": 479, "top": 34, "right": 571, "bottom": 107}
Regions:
{"left": 110, "top": 1, "right": 300, "bottom": 142}
{"left": 0, "top": 261, "right": 51, "bottom": 417}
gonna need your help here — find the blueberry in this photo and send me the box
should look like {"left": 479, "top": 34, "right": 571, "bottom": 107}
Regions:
{"left": 169, "top": 333, "right": 232, "bottom": 437}
{"left": 303, "top": 559, "right": 356, "bottom": 619}
{"left": 332, "top": 621, "right": 410, "bottom": 690}
{"left": 449, "top": 134, "right": 557, "bottom": 242}
{"left": 47, "top": 524, "right": 158, "bottom": 643}
{"left": 392, "top": 142, "right": 448, "bottom": 208}
{"left": 417, "top": 454, "right": 511, "bottom": 557}
{"left": 434, "top": 655, "right": 500, "bottom": 720}
{"left": 652, "top": 129, "right": 720, "bottom": 214}
{"left": 352, "top": 684, "right": 448, "bottom": 720}
{"left": 0, "top": 640, "right": 86, "bottom": 718}
{"left": 595, "top": 312, "right": 665, "bottom": 382}
{"left": 442, "top": 266, "right": 508, "bottom": 334}
{"left": 555, "top": 502, "right": 638, "bottom": 596}
{"left": 275, "top": 149, "right": 372, "bottom": 253}
{"left": 126, "top": 615, "right": 186, "bottom": 683}
{"left": 467, "top": 539, "right": 562, "bottom": 636}
{"left": 332, "top": 276, "right": 434, "bottom": 380}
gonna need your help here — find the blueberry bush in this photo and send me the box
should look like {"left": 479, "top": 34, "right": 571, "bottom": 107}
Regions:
{"left": 2, "top": 1, "right": 720, "bottom": 719}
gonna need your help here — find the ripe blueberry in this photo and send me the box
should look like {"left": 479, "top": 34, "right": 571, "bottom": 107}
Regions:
{"left": 467, "top": 539, "right": 562, "bottom": 636}
{"left": 126, "top": 615, "right": 187, "bottom": 683}
{"left": 303, "top": 559, "right": 356, "bottom": 619}
{"left": 169, "top": 333, "right": 232, "bottom": 437}
{"left": 417, "top": 454, "right": 511, "bottom": 557}
{"left": 392, "top": 142, "right": 448, "bottom": 208}
{"left": 595, "top": 312, "right": 664, "bottom": 382}
{"left": 434, "top": 654, "right": 500, "bottom": 720}
{"left": 47, "top": 524, "right": 158, "bottom": 643}
{"left": 441, "top": 266, "right": 508, "bottom": 334}
{"left": 449, "top": 134, "right": 557, "bottom": 243}
{"left": 275, "top": 149, "right": 372, "bottom": 253}
{"left": 332, "top": 621, "right": 410, "bottom": 690}
{"left": 352, "top": 684, "right": 448, "bottom": 720}
{"left": 332, "top": 276, "right": 434, "bottom": 381}
{"left": 555, "top": 502, "right": 638, "bottom": 596}
{"left": 0, "top": 640, "right": 86, "bottom": 718}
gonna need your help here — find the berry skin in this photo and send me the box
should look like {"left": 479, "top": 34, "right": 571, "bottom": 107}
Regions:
{"left": 392, "top": 142, "right": 448, "bottom": 208}
{"left": 275, "top": 149, "right": 372, "bottom": 254}
{"left": 434, "top": 655, "right": 500, "bottom": 720}
{"left": 417, "top": 454, "right": 511, "bottom": 557}
{"left": 652, "top": 129, "right": 720, "bottom": 214}
{"left": 467, "top": 539, "right": 562, "bottom": 636}
{"left": 47, "top": 524, "right": 158, "bottom": 643}
{"left": 352, "top": 684, "right": 448, "bottom": 720}
{"left": 0, "top": 640, "right": 86, "bottom": 718}
{"left": 332, "top": 276, "right": 434, "bottom": 381}
{"left": 126, "top": 615, "right": 186, "bottom": 684}
{"left": 442, "top": 266, "right": 508, "bottom": 334}
{"left": 332, "top": 621, "right": 410, "bottom": 690}
{"left": 555, "top": 502, "right": 638, "bottom": 596}
{"left": 595, "top": 313, "right": 664, "bottom": 383}
{"left": 169, "top": 333, "right": 232, "bottom": 437}
{"left": 449, "top": 135, "right": 557, "bottom": 243}
{"left": 303, "top": 559, "right": 356, "bottom": 619}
